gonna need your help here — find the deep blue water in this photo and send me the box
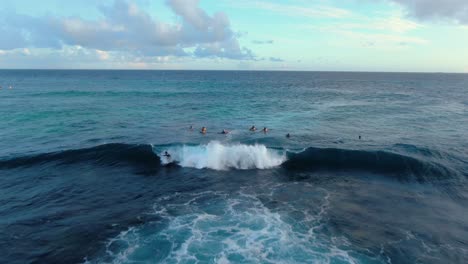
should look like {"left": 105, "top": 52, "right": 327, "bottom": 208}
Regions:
{"left": 1, "top": 70, "right": 467, "bottom": 263}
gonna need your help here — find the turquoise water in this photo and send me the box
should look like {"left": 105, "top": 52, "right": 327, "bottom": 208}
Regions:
{"left": 0, "top": 70, "right": 467, "bottom": 263}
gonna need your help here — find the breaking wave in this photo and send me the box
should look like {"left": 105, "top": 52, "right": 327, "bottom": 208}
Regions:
{"left": 0, "top": 141, "right": 458, "bottom": 181}
{"left": 156, "top": 141, "right": 286, "bottom": 170}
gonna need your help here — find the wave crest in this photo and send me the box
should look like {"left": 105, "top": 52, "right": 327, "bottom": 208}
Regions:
{"left": 156, "top": 141, "right": 286, "bottom": 170}
{"left": 284, "top": 147, "right": 453, "bottom": 180}
{"left": 1, "top": 142, "right": 457, "bottom": 181}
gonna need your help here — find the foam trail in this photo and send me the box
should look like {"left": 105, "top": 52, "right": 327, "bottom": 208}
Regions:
{"left": 158, "top": 141, "right": 286, "bottom": 170}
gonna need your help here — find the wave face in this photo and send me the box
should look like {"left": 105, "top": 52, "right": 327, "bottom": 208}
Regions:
{"left": 156, "top": 141, "right": 286, "bottom": 170}
{"left": 0, "top": 143, "right": 160, "bottom": 170}
{"left": 284, "top": 147, "right": 453, "bottom": 180}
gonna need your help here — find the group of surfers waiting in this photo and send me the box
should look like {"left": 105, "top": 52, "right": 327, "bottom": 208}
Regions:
{"left": 163, "top": 125, "right": 291, "bottom": 159}
{"left": 189, "top": 125, "right": 291, "bottom": 138}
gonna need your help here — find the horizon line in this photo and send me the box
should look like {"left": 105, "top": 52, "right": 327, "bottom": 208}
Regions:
{"left": 0, "top": 69, "right": 467, "bottom": 74}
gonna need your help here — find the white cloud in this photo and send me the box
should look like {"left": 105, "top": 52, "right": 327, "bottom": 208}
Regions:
{"left": 305, "top": 10, "right": 425, "bottom": 49}
{"left": 337, "top": 30, "right": 428, "bottom": 48}
{"left": 232, "top": 1, "right": 351, "bottom": 18}
{"left": 194, "top": 38, "right": 255, "bottom": 59}
{"left": 0, "top": 0, "right": 254, "bottom": 60}
{"left": 309, "top": 16, "right": 420, "bottom": 34}
{"left": 0, "top": 45, "right": 187, "bottom": 69}
{"left": 22, "top": 48, "right": 31, "bottom": 55}
{"left": 95, "top": 50, "right": 110, "bottom": 61}
{"left": 0, "top": 48, "right": 32, "bottom": 56}
{"left": 372, "top": 16, "right": 421, "bottom": 33}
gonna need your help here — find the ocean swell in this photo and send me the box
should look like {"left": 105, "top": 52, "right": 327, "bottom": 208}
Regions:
{"left": 0, "top": 143, "right": 160, "bottom": 170}
{"left": 0, "top": 142, "right": 456, "bottom": 181}
{"left": 283, "top": 147, "right": 453, "bottom": 180}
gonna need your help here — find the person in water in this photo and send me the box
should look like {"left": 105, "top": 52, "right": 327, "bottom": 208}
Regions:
{"left": 201, "top": 127, "right": 207, "bottom": 134}
{"left": 249, "top": 125, "right": 257, "bottom": 131}
{"left": 286, "top": 133, "right": 291, "bottom": 138}
{"left": 221, "top": 129, "right": 229, "bottom": 134}
{"left": 189, "top": 125, "right": 193, "bottom": 130}
{"left": 163, "top": 151, "right": 171, "bottom": 158}
{"left": 262, "top": 127, "right": 268, "bottom": 133}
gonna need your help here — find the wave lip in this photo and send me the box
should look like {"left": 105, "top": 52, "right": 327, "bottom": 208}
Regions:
{"left": 157, "top": 141, "right": 286, "bottom": 170}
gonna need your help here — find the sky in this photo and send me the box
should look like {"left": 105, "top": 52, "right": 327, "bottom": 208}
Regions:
{"left": 0, "top": 0, "right": 467, "bottom": 72}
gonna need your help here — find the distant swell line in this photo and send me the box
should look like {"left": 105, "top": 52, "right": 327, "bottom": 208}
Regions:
{"left": 0, "top": 142, "right": 457, "bottom": 181}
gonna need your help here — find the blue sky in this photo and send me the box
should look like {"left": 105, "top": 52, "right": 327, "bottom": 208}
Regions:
{"left": 1, "top": 0, "right": 467, "bottom": 72}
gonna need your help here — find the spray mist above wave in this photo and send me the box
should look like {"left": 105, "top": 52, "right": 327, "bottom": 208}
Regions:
{"left": 156, "top": 141, "right": 286, "bottom": 170}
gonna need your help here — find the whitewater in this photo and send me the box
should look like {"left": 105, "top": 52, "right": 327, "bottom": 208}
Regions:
{"left": 156, "top": 141, "right": 286, "bottom": 170}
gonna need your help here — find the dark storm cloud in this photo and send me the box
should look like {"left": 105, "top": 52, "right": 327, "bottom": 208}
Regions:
{"left": 0, "top": 0, "right": 254, "bottom": 60}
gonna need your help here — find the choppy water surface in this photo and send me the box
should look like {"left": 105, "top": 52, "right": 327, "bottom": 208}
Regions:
{"left": 0, "top": 70, "right": 467, "bottom": 263}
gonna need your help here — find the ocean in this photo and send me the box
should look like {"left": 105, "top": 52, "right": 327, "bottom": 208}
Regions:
{"left": 0, "top": 70, "right": 467, "bottom": 263}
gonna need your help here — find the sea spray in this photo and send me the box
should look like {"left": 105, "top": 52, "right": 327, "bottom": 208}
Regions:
{"left": 157, "top": 141, "right": 286, "bottom": 170}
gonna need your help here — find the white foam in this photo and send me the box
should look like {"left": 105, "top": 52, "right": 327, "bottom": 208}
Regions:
{"left": 158, "top": 141, "right": 286, "bottom": 170}
{"left": 88, "top": 186, "right": 376, "bottom": 264}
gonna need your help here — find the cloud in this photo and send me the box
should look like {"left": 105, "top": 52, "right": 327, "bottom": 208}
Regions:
{"left": 388, "top": 0, "right": 468, "bottom": 24}
{"left": 0, "top": 0, "right": 254, "bottom": 60}
{"left": 305, "top": 10, "right": 425, "bottom": 49}
{"left": 308, "top": 15, "right": 421, "bottom": 35}
{"left": 252, "top": 40, "right": 274, "bottom": 44}
{"left": 338, "top": 31, "right": 428, "bottom": 48}
{"left": 194, "top": 38, "right": 255, "bottom": 60}
{"left": 0, "top": 46, "right": 108, "bottom": 68}
{"left": 269, "top": 57, "right": 284, "bottom": 62}
{"left": 363, "top": 16, "right": 421, "bottom": 33}
{"left": 0, "top": 46, "right": 185, "bottom": 69}
{"left": 95, "top": 50, "right": 110, "bottom": 61}
{"left": 234, "top": 1, "right": 351, "bottom": 18}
